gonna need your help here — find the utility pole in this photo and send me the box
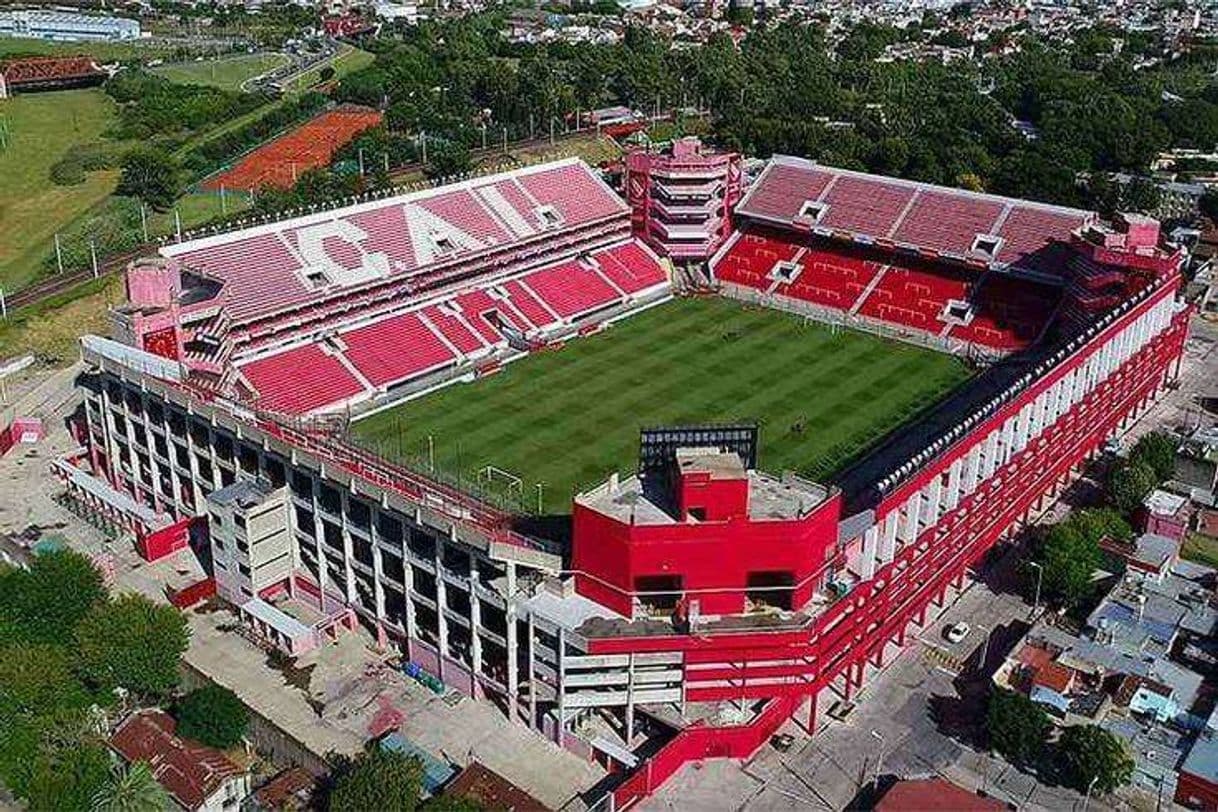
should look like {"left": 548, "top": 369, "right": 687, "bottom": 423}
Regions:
{"left": 89, "top": 239, "right": 98, "bottom": 279}
{"left": 1028, "top": 561, "right": 1043, "bottom": 618}
{"left": 174, "top": 208, "right": 182, "bottom": 242}
{"left": 529, "top": 112, "right": 535, "bottom": 141}
{"left": 0, "top": 287, "right": 6, "bottom": 321}
{"left": 140, "top": 203, "right": 148, "bottom": 242}
{"left": 358, "top": 147, "right": 365, "bottom": 176}
{"left": 54, "top": 233, "right": 64, "bottom": 274}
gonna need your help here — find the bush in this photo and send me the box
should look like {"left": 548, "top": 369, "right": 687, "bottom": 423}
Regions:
{"left": 174, "top": 685, "right": 248, "bottom": 749}
{"left": 104, "top": 70, "right": 267, "bottom": 140}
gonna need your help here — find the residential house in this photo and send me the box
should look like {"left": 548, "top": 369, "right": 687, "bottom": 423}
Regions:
{"left": 109, "top": 709, "right": 250, "bottom": 812}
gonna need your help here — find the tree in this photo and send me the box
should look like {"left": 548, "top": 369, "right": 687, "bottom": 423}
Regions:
{"left": 1130, "top": 431, "right": 1177, "bottom": 483}
{"left": 174, "top": 685, "right": 249, "bottom": 749}
{"left": 328, "top": 748, "right": 424, "bottom": 812}
{"left": 0, "top": 644, "right": 91, "bottom": 720}
{"left": 424, "top": 140, "right": 472, "bottom": 180}
{"left": 25, "top": 742, "right": 111, "bottom": 812}
{"left": 987, "top": 688, "right": 1051, "bottom": 767}
{"left": 1057, "top": 725, "right": 1134, "bottom": 794}
{"left": 0, "top": 549, "right": 105, "bottom": 646}
{"left": 1037, "top": 521, "right": 1102, "bottom": 607}
{"left": 1107, "top": 459, "right": 1157, "bottom": 514}
{"left": 116, "top": 147, "right": 181, "bottom": 211}
{"left": 75, "top": 594, "right": 189, "bottom": 700}
{"left": 92, "top": 761, "right": 170, "bottom": 812}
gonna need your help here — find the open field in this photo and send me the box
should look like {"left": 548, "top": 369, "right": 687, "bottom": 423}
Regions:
{"left": 353, "top": 297, "right": 971, "bottom": 513}
{"left": 152, "top": 53, "right": 290, "bottom": 91}
{"left": 0, "top": 89, "right": 120, "bottom": 291}
{"left": 0, "top": 275, "right": 120, "bottom": 362}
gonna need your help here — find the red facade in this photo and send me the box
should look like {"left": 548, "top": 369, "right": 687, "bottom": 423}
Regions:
{"left": 572, "top": 488, "right": 841, "bottom": 617}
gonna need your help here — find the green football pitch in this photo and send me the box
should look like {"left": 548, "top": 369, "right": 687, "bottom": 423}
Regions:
{"left": 352, "top": 297, "right": 971, "bottom": 513}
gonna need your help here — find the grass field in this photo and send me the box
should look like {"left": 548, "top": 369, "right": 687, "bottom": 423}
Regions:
{"left": 353, "top": 297, "right": 971, "bottom": 513}
{"left": 152, "top": 53, "right": 290, "bottom": 91}
{"left": 0, "top": 36, "right": 177, "bottom": 62}
{"left": 0, "top": 89, "right": 120, "bottom": 291}
{"left": 1183, "top": 532, "right": 1218, "bottom": 570}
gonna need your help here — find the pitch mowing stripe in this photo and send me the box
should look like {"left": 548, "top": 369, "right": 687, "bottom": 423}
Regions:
{"left": 354, "top": 298, "right": 971, "bottom": 512}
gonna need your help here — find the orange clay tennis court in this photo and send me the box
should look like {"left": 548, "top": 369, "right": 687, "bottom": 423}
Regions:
{"left": 203, "top": 105, "right": 383, "bottom": 192}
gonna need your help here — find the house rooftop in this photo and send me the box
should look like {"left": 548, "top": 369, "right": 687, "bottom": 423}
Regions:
{"left": 109, "top": 710, "right": 244, "bottom": 811}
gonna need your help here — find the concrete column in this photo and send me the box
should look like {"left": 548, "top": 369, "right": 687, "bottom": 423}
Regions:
{"left": 924, "top": 477, "right": 942, "bottom": 527}
{"left": 981, "top": 432, "right": 1000, "bottom": 479}
{"left": 527, "top": 612, "right": 537, "bottom": 729}
{"left": 900, "top": 492, "right": 921, "bottom": 543}
{"left": 470, "top": 576, "right": 483, "bottom": 689}
{"left": 1000, "top": 416, "right": 1016, "bottom": 466}
{"left": 435, "top": 541, "right": 449, "bottom": 676}
{"left": 861, "top": 525, "right": 879, "bottom": 579}
{"left": 880, "top": 511, "right": 898, "bottom": 564}
{"left": 963, "top": 445, "right": 982, "bottom": 493}
{"left": 945, "top": 458, "right": 964, "bottom": 510}
{"left": 506, "top": 562, "right": 519, "bottom": 720}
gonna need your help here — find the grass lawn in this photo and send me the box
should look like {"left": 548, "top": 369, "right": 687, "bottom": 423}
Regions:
{"left": 508, "top": 134, "right": 621, "bottom": 168}
{"left": 0, "top": 89, "right": 120, "bottom": 291}
{"left": 352, "top": 297, "right": 971, "bottom": 513}
{"left": 0, "top": 275, "right": 121, "bottom": 363}
{"left": 1182, "top": 532, "right": 1218, "bottom": 570}
{"left": 152, "top": 53, "right": 290, "bottom": 91}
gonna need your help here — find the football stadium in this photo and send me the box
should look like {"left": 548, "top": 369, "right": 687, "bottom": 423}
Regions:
{"left": 67, "top": 149, "right": 1190, "bottom": 807}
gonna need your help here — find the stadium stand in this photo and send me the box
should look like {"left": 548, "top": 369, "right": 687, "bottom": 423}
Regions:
{"left": 712, "top": 156, "right": 1107, "bottom": 353}
{"left": 118, "top": 160, "right": 669, "bottom": 415}
{"left": 0, "top": 56, "right": 106, "bottom": 97}
{"left": 736, "top": 156, "right": 1094, "bottom": 278}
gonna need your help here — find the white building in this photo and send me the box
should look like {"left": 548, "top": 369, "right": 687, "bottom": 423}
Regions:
{"left": 0, "top": 10, "right": 141, "bottom": 42}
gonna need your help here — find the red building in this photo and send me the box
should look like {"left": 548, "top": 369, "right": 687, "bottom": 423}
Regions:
{"left": 573, "top": 446, "right": 839, "bottom": 617}
{"left": 624, "top": 137, "right": 742, "bottom": 262}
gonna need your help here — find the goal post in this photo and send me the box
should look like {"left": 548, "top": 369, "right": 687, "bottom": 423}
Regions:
{"left": 478, "top": 465, "right": 523, "bottom": 499}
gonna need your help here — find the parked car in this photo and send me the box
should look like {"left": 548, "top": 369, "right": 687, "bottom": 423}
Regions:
{"left": 945, "top": 622, "right": 971, "bottom": 644}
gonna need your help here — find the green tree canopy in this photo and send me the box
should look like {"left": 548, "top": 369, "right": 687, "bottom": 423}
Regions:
{"left": 987, "top": 688, "right": 1051, "bottom": 767}
{"left": 1057, "top": 724, "right": 1134, "bottom": 794}
{"left": 1037, "top": 520, "right": 1103, "bottom": 608}
{"left": 116, "top": 147, "right": 182, "bottom": 212}
{"left": 0, "top": 643, "right": 91, "bottom": 720}
{"left": 1107, "top": 459, "right": 1158, "bottom": 515}
{"left": 0, "top": 549, "right": 105, "bottom": 646}
{"left": 174, "top": 684, "right": 249, "bottom": 749}
{"left": 75, "top": 594, "right": 189, "bottom": 701}
{"left": 328, "top": 748, "right": 425, "bottom": 812}
{"left": 25, "top": 741, "right": 111, "bottom": 812}
{"left": 1130, "top": 431, "right": 1178, "bottom": 483}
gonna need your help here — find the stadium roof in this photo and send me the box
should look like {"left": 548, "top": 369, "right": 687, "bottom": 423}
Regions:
{"left": 737, "top": 156, "right": 1095, "bottom": 278}
{"left": 162, "top": 158, "right": 627, "bottom": 327}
